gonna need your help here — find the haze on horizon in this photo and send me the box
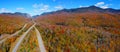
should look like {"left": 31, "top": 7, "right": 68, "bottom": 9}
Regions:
{"left": 0, "top": 0, "right": 120, "bottom": 16}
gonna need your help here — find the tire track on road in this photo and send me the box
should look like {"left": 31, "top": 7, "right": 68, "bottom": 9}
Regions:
{"left": 34, "top": 26, "right": 46, "bottom": 52}
{"left": 11, "top": 23, "right": 36, "bottom": 52}
{"left": 0, "top": 24, "right": 27, "bottom": 44}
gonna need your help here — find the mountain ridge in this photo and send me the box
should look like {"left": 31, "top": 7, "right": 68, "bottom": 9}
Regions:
{"left": 41, "top": 5, "right": 120, "bottom": 15}
{"left": 0, "top": 5, "right": 120, "bottom": 17}
{"left": 0, "top": 12, "right": 31, "bottom": 18}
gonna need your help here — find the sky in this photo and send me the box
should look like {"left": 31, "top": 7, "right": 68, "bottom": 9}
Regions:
{"left": 0, "top": 0, "right": 120, "bottom": 16}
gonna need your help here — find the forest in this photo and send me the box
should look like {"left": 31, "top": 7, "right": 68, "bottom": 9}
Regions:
{"left": 35, "top": 12, "right": 120, "bottom": 52}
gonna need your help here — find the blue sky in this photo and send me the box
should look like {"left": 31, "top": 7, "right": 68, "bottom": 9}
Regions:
{"left": 0, "top": 0, "right": 120, "bottom": 16}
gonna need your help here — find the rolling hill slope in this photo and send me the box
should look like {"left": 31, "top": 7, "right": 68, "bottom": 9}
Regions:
{"left": 34, "top": 6, "right": 120, "bottom": 52}
{"left": 0, "top": 14, "right": 30, "bottom": 34}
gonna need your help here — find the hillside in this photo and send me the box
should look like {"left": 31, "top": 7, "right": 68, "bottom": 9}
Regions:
{"left": 34, "top": 6, "right": 120, "bottom": 52}
{"left": 35, "top": 6, "right": 120, "bottom": 35}
{"left": 0, "top": 14, "right": 30, "bottom": 34}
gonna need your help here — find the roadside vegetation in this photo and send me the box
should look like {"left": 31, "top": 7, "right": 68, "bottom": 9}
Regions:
{"left": 35, "top": 13, "right": 120, "bottom": 52}
{"left": 17, "top": 28, "right": 39, "bottom": 52}
{"left": 0, "top": 14, "right": 29, "bottom": 34}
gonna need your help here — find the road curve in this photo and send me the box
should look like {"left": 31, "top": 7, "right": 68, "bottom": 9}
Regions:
{"left": 11, "top": 23, "right": 36, "bottom": 52}
{"left": 34, "top": 26, "right": 46, "bottom": 52}
{"left": 0, "top": 24, "right": 27, "bottom": 44}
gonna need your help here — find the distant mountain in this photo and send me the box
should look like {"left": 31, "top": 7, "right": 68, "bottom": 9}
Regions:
{"left": 32, "top": 15, "right": 40, "bottom": 18}
{"left": 0, "top": 12, "right": 31, "bottom": 18}
{"left": 41, "top": 5, "right": 120, "bottom": 15}
{"left": 14, "top": 12, "right": 31, "bottom": 18}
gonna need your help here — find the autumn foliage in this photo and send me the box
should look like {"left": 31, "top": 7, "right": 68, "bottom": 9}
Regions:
{"left": 0, "top": 14, "right": 29, "bottom": 34}
{"left": 35, "top": 12, "right": 120, "bottom": 52}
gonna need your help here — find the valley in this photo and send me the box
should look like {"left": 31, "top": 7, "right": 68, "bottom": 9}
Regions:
{"left": 0, "top": 6, "right": 120, "bottom": 52}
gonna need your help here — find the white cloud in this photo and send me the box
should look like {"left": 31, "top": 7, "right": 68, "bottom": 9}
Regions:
{"left": 79, "top": 5, "right": 88, "bottom": 8}
{"left": 16, "top": 8, "right": 24, "bottom": 10}
{"left": 40, "top": 5, "right": 49, "bottom": 11}
{"left": 33, "top": 4, "right": 41, "bottom": 8}
{"left": 33, "top": 3, "right": 49, "bottom": 9}
{"left": 95, "top": 2, "right": 111, "bottom": 9}
{"left": 100, "top": 4, "right": 109, "bottom": 9}
{"left": 55, "top": 5, "right": 63, "bottom": 10}
{"left": 0, "top": 8, "right": 11, "bottom": 13}
{"left": 95, "top": 2, "right": 104, "bottom": 6}
{"left": 33, "top": 3, "right": 50, "bottom": 13}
